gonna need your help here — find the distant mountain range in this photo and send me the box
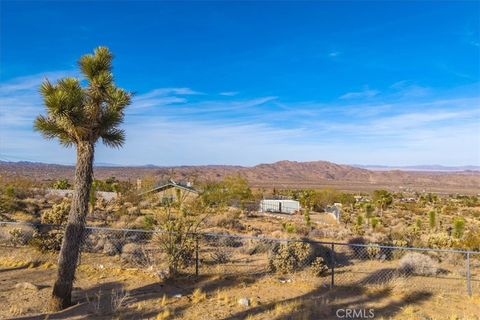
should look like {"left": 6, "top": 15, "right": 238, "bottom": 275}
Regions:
{"left": 353, "top": 164, "right": 480, "bottom": 172}
{"left": 1, "top": 160, "right": 479, "bottom": 194}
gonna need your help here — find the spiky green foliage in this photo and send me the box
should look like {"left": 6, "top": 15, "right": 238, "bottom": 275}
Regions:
{"left": 34, "top": 47, "right": 131, "bottom": 148}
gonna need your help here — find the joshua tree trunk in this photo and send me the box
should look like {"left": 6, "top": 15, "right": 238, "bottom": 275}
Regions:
{"left": 49, "top": 142, "right": 94, "bottom": 310}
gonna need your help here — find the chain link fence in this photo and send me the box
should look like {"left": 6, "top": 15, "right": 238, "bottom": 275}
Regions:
{"left": 0, "top": 221, "right": 478, "bottom": 296}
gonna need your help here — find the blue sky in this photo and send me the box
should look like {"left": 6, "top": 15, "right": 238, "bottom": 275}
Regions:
{"left": 1, "top": 1, "right": 479, "bottom": 166}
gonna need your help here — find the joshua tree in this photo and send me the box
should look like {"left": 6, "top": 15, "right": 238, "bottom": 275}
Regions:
{"left": 34, "top": 47, "right": 131, "bottom": 310}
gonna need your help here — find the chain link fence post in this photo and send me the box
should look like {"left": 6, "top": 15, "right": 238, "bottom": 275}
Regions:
{"left": 195, "top": 234, "right": 199, "bottom": 277}
{"left": 331, "top": 242, "right": 335, "bottom": 289}
{"left": 466, "top": 252, "right": 472, "bottom": 296}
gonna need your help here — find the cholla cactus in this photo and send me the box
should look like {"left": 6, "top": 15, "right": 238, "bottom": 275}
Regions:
{"left": 366, "top": 243, "right": 381, "bottom": 260}
{"left": 310, "top": 256, "right": 328, "bottom": 277}
{"left": 421, "top": 233, "right": 459, "bottom": 249}
{"left": 268, "top": 242, "right": 312, "bottom": 273}
{"left": 41, "top": 199, "right": 71, "bottom": 225}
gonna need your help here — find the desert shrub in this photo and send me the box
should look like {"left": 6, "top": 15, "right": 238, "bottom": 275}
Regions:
{"left": 214, "top": 211, "right": 245, "bottom": 231}
{"left": 219, "top": 235, "right": 242, "bottom": 248}
{"left": 304, "top": 209, "right": 311, "bottom": 226}
{"left": 421, "top": 233, "right": 459, "bottom": 249}
{"left": 398, "top": 252, "right": 438, "bottom": 276}
{"left": 41, "top": 199, "right": 70, "bottom": 225}
{"left": 52, "top": 179, "right": 71, "bottom": 190}
{"left": 143, "top": 215, "right": 156, "bottom": 230}
{"left": 352, "top": 224, "right": 365, "bottom": 236}
{"left": 0, "top": 195, "right": 26, "bottom": 213}
{"left": 428, "top": 210, "right": 437, "bottom": 230}
{"left": 268, "top": 242, "right": 313, "bottom": 274}
{"left": 210, "top": 247, "right": 231, "bottom": 264}
{"left": 366, "top": 244, "right": 381, "bottom": 260}
{"left": 121, "top": 243, "right": 147, "bottom": 264}
{"left": 30, "top": 229, "right": 64, "bottom": 252}
{"left": 7, "top": 228, "right": 31, "bottom": 246}
{"left": 103, "top": 239, "right": 123, "bottom": 256}
{"left": 452, "top": 218, "right": 465, "bottom": 239}
{"left": 282, "top": 222, "right": 296, "bottom": 234}
{"left": 461, "top": 227, "right": 480, "bottom": 251}
{"left": 239, "top": 239, "right": 274, "bottom": 255}
{"left": 390, "top": 239, "right": 408, "bottom": 259}
{"left": 152, "top": 199, "right": 212, "bottom": 277}
{"left": 310, "top": 256, "right": 328, "bottom": 277}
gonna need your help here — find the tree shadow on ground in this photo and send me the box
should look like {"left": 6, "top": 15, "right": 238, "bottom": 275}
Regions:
{"left": 222, "top": 268, "right": 433, "bottom": 320}
{"left": 0, "top": 265, "right": 30, "bottom": 273}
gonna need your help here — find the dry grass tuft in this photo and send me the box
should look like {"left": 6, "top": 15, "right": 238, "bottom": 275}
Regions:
{"left": 0, "top": 256, "right": 43, "bottom": 269}
{"left": 191, "top": 288, "right": 207, "bottom": 304}
{"left": 215, "top": 289, "right": 230, "bottom": 304}
{"left": 9, "top": 305, "right": 24, "bottom": 316}
{"left": 155, "top": 307, "right": 172, "bottom": 320}
{"left": 271, "top": 300, "right": 302, "bottom": 316}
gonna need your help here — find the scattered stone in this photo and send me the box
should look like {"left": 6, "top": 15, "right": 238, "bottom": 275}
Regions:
{"left": 278, "top": 278, "right": 291, "bottom": 284}
{"left": 238, "top": 298, "right": 250, "bottom": 307}
{"left": 15, "top": 282, "right": 39, "bottom": 291}
{"left": 174, "top": 294, "right": 182, "bottom": 298}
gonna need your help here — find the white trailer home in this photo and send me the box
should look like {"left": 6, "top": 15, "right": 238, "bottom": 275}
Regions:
{"left": 259, "top": 199, "right": 300, "bottom": 214}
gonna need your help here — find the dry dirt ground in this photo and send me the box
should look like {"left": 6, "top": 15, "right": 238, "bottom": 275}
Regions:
{"left": 1, "top": 248, "right": 480, "bottom": 320}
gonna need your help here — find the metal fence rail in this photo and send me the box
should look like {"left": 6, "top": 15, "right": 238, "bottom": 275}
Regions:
{"left": 0, "top": 221, "right": 478, "bottom": 296}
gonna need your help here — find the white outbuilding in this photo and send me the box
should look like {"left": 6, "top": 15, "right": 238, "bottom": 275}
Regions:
{"left": 259, "top": 199, "right": 300, "bottom": 214}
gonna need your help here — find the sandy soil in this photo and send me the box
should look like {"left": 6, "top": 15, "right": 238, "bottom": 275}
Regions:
{"left": 1, "top": 248, "right": 479, "bottom": 320}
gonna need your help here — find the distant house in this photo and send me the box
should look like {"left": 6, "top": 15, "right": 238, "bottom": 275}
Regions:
{"left": 259, "top": 199, "right": 300, "bottom": 214}
{"left": 140, "top": 179, "right": 199, "bottom": 203}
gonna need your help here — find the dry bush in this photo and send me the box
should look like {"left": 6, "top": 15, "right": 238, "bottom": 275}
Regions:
{"left": 30, "top": 229, "right": 64, "bottom": 252}
{"left": 111, "top": 289, "right": 131, "bottom": 313}
{"left": 310, "top": 256, "right": 328, "bottom": 276}
{"left": 210, "top": 247, "right": 232, "bottom": 264}
{"left": 0, "top": 225, "right": 34, "bottom": 246}
{"left": 212, "top": 211, "right": 245, "bottom": 231}
{"left": 268, "top": 241, "right": 313, "bottom": 274}
{"left": 40, "top": 199, "right": 70, "bottom": 225}
{"left": 398, "top": 252, "right": 438, "bottom": 276}
{"left": 240, "top": 239, "right": 274, "bottom": 255}
{"left": 121, "top": 243, "right": 147, "bottom": 265}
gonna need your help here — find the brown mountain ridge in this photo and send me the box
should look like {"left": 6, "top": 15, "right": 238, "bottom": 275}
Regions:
{"left": 1, "top": 160, "right": 479, "bottom": 194}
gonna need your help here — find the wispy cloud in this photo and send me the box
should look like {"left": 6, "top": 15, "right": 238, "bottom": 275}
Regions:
{"left": 219, "top": 91, "right": 239, "bottom": 96}
{"left": 340, "top": 87, "right": 379, "bottom": 99}
{"left": 328, "top": 51, "right": 341, "bottom": 58}
{"left": 1, "top": 71, "right": 479, "bottom": 166}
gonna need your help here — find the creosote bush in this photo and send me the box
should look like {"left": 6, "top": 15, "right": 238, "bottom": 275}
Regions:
{"left": 268, "top": 241, "right": 313, "bottom": 274}
{"left": 398, "top": 252, "right": 438, "bottom": 276}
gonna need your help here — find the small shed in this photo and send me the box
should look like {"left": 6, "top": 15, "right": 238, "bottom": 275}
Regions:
{"left": 259, "top": 199, "right": 300, "bottom": 214}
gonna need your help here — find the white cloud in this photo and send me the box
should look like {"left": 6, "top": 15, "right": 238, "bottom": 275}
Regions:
{"left": 340, "top": 88, "right": 379, "bottom": 99}
{"left": 219, "top": 91, "right": 239, "bottom": 96}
